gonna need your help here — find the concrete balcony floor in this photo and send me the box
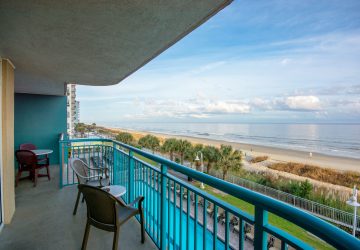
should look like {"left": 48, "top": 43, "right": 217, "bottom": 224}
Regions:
{"left": 0, "top": 166, "right": 157, "bottom": 250}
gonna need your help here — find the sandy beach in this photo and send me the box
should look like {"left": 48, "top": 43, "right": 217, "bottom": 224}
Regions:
{"left": 104, "top": 126, "right": 360, "bottom": 173}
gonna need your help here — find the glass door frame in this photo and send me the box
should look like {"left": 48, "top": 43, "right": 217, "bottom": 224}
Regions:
{"left": 0, "top": 58, "right": 3, "bottom": 230}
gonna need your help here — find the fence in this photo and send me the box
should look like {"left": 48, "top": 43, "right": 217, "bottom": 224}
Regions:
{"left": 209, "top": 170, "right": 360, "bottom": 231}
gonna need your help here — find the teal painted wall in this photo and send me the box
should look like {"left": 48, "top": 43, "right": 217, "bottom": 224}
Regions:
{"left": 14, "top": 93, "right": 67, "bottom": 165}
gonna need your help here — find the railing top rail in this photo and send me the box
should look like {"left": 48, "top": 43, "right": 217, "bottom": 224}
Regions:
{"left": 60, "top": 137, "right": 360, "bottom": 249}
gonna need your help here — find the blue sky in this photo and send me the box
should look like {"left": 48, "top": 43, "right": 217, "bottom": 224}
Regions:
{"left": 78, "top": 0, "right": 360, "bottom": 124}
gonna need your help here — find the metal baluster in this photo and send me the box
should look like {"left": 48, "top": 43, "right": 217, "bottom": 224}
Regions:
{"left": 239, "top": 219, "right": 244, "bottom": 250}
{"left": 180, "top": 185, "right": 183, "bottom": 250}
{"left": 213, "top": 205, "right": 218, "bottom": 250}
{"left": 194, "top": 195, "right": 198, "bottom": 249}
{"left": 225, "top": 211, "right": 229, "bottom": 249}
{"left": 173, "top": 182, "right": 177, "bottom": 248}
{"left": 254, "top": 207, "right": 268, "bottom": 250}
{"left": 203, "top": 200, "right": 207, "bottom": 250}
{"left": 281, "top": 240, "right": 288, "bottom": 250}
{"left": 168, "top": 179, "right": 171, "bottom": 248}
{"left": 187, "top": 190, "right": 190, "bottom": 250}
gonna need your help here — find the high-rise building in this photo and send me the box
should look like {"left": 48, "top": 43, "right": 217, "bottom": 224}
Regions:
{"left": 66, "top": 83, "right": 79, "bottom": 136}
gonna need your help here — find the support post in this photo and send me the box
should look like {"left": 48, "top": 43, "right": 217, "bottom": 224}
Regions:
{"left": 59, "top": 141, "right": 63, "bottom": 188}
{"left": 160, "top": 164, "right": 168, "bottom": 249}
{"left": 112, "top": 142, "right": 116, "bottom": 184}
{"left": 353, "top": 206, "right": 357, "bottom": 236}
{"left": 128, "top": 150, "right": 134, "bottom": 203}
{"left": 254, "top": 206, "right": 268, "bottom": 250}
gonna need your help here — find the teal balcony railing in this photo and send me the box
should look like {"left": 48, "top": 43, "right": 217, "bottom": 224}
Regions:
{"left": 59, "top": 137, "right": 360, "bottom": 250}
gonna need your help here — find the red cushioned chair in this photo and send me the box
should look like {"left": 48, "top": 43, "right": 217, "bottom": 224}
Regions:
{"left": 19, "top": 143, "right": 49, "bottom": 165}
{"left": 15, "top": 150, "right": 51, "bottom": 187}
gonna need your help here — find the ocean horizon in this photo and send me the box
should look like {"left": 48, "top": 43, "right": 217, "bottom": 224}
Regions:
{"left": 100, "top": 122, "right": 360, "bottom": 160}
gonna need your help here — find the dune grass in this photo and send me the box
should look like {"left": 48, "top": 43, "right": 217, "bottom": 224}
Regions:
{"left": 250, "top": 155, "right": 269, "bottom": 163}
{"left": 269, "top": 162, "right": 360, "bottom": 188}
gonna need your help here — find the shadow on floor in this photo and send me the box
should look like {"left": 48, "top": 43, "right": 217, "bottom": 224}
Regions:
{"left": 0, "top": 166, "right": 157, "bottom": 250}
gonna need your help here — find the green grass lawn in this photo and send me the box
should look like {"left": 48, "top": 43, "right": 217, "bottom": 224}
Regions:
{"left": 199, "top": 184, "right": 334, "bottom": 250}
{"left": 134, "top": 153, "right": 159, "bottom": 167}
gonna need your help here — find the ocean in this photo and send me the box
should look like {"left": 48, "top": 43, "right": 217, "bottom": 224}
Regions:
{"left": 106, "top": 123, "right": 360, "bottom": 159}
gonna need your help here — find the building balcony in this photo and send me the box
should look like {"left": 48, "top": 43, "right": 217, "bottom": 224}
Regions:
{"left": 0, "top": 166, "right": 157, "bottom": 250}
{"left": 53, "top": 137, "right": 359, "bottom": 250}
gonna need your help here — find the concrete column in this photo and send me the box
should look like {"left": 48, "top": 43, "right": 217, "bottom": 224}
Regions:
{"left": 1, "top": 58, "right": 15, "bottom": 224}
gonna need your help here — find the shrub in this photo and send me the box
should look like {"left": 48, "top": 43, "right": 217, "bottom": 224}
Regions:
{"left": 250, "top": 156, "right": 269, "bottom": 163}
{"left": 115, "top": 132, "right": 135, "bottom": 145}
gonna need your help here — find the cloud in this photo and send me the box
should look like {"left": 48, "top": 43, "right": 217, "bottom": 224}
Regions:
{"left": 282, "top": 96, "right": 322, "bottom": 111}
{"left": 122, "top": 95, "right": 324, "bottom": 121}
{"left": 316, "top": 84, "right": 360, "bottom": 96}
{"left": 190, "top": 61, "right": 227, "bottom": 74}
{"left": 330, "top": 99, "right": 360, "bottom": 114}
{"left": 280, "top": 58, "right": 292, "bottom": 65}
{"left": 250, "top": 96, "right": 322, "bottom": 112}
{"left": 123, "top": 98, "right": 251, "bottom": 120}
{"left": 204, "top": 101, "right": 250, "bottom": 114}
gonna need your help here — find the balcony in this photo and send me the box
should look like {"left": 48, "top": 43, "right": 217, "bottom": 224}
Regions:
{"left": 0, "top": 166, "right": 157, "bottom": 250}
{"left": 55, "top": 137, "right": 360, "bottom": 250}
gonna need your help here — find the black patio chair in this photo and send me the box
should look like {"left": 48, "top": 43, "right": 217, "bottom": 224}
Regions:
{"left": 78, "top": 184, "right": 145, "bottom": 250}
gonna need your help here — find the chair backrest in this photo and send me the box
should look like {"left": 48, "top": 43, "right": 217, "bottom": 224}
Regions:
{"left": 15, "top": 150, "right": 37, "bottom": 167}
{"left": 69, "top": 158, "right": 89, "bottom": 184}
{"left": 19, "top": 143, "right": 37, "bottom": 150}
{"left": 78, "top": 184, "right": 118, "bottom": 227}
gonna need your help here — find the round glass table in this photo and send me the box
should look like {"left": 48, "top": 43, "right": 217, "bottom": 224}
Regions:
{"left": 102, "top": 185, "right": 126, "bottom": 198}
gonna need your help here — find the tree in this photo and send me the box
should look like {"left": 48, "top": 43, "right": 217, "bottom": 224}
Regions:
{"left": 138, "top": 134, "right": 160, "bottom": 153}
{"left": 74, "top": 123, "right": 86, "bottom": 137}
{"left": 203, "top": 145, "right": 221, "bottom": 174}
{"left": 216, "top": 144, "right": 242, "bottom": 180}
{"left": 175, "top": 139, "right": 192, "bottom": 165}
{"left": 116, "top": 132, "right": 135, "bottom": 146}
{"left": 162, "top": 138, "right": 178, "bottom": 161}
{"left": 91, "top": 123, "right": 97, "bottom": 131}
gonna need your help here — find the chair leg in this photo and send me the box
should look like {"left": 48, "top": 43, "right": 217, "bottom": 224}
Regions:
{"left": 81, "top": 221, "right": 91, "bottom": 250}
{"left": 113, "top": 228, "right": 120, "bottom": 250}
{"left": 33, "top": 169, "right": 39, "bottom": 187}
{"left": 15, "top": 170, "right": 22, "bottom": 187}
{"left": 139, "top": 209, "right": 145, "bottom": 243}
{"left": 46, "top": 165, "right": 51, "bottom": 180}
{"left": 73, "top": 190, "right": 81, "bottom": 215}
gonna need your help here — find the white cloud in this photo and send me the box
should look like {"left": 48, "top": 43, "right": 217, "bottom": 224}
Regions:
{"left": 123, "top": 98, "right": 251, "bottom": 120}
{"left": 283, "top": 96, "right": 321, "bottom": 111}
{"left": 204, "top": 101, "right": 250, "bottom": 114}
{"left": 280, "top": 58, "right": 292, "bottom": 65}
{"left": 190, "top": 61, "right": 227, "bottom": 74}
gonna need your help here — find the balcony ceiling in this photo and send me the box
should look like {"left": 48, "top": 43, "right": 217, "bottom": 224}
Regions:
{"left": 0, "top": 0, "right": 232, "bottom": 95}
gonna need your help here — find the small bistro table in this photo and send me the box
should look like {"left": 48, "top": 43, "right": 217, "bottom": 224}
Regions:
{"left": 102, "top": 185, "right": 126, "bottom": 198}
{"left": 30, "top": 149, "right": 53, "bottom": 180}
{"left": 31, "top": 149, "right": 53, "bottom": 156}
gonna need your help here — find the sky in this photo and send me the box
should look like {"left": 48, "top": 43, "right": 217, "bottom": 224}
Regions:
{"left": 78, "top": 0, "right": 360, "bottom": 125}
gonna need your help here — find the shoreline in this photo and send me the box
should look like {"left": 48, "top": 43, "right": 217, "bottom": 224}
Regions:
{"left": 106, "top": 126, "right": 360, "bottom": 172}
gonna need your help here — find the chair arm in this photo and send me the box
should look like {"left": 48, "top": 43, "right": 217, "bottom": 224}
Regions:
{"left": 129, "top": 196, "right": 144, "bottom": 208}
